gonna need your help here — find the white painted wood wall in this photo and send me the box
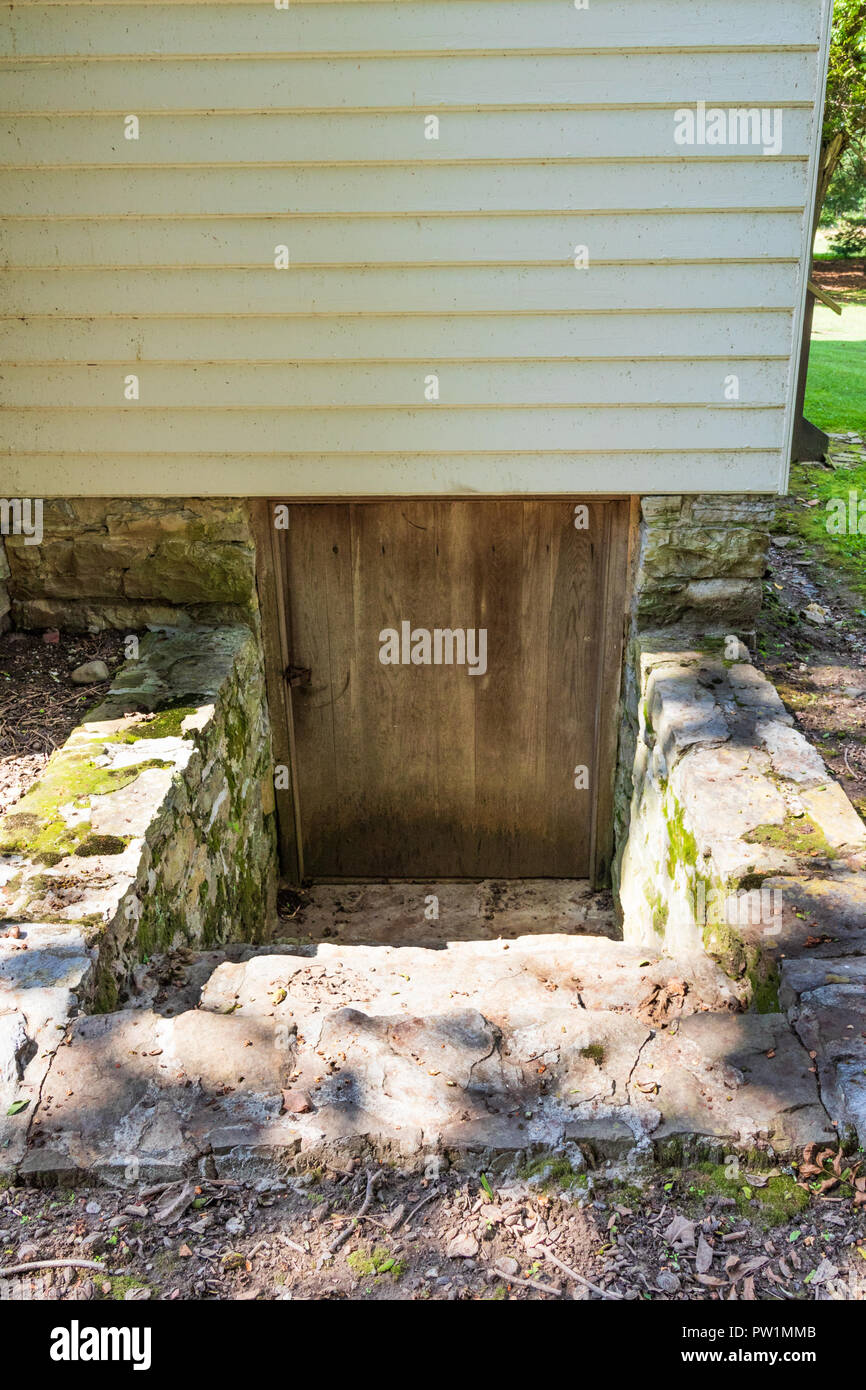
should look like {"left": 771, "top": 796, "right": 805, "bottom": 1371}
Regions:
{"left": 0, "top": 0, "right": 833, "bottom": 497}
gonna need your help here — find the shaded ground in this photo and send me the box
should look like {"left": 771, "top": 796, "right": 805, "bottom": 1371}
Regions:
{"left": 756, "top": 453, "right": 866, "bottom": 824}
{"left": 0, "top": 630, "right": 130, "bottom": 816}
{"left": 2, "top": 1152, "right": 865, "bottom": 1302}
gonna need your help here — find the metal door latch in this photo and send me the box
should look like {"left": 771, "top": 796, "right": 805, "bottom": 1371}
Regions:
{"left": 285, "top": 664, "right": 312, "bottom": 688}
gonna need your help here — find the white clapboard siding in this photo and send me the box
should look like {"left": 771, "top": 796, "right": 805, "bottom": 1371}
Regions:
{"left": 0, "top": 162, "right": 812, "bottom": 218}
{"left": 0, "top": 360, "right": 790, "bottom": 407}
{"left": 0, "top": 213, "right": 807, "bottom": 269}
{"left": 0, "top": 0, "right": 833, "bottom": 497}
{"left": 0, "top": 110, "right": 815, "bottom": 165}
{"left": 0, "top": 311, "right": 799, "bottom": 364}
{"left": 0, "top": 52, "right": 820, "bottom": 113}
{"left": 0, "top": 1, "right": 823, "bottom": 57}
{"left": 1, "top": 406, "right": 785, "bottom": 453}
{"left": 6, "top": 450, "right": 786, "bottom": 499}
{"left": 0, "top": 264, "right": 803, "bottom": 316}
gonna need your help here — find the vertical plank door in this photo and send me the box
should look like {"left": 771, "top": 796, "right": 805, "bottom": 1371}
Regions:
{"left": 281, "top": 500, "right": 626, "bottom": 879}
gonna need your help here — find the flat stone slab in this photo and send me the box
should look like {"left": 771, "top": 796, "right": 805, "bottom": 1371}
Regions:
{"left": 24, "top": 1007, "right": 294, "bottom": 1183}
{"left": 787, "top": 984, "right": 866, "bottom": 1145}
{"left": 755, "top": 720, "right": 828, "bottom": 787}
{"left": 780, "top": 954, "right": 866, "bottom": 1005}
{"left": 633, "top": 1011, "right": 834, "bottom": 1152}
{"left": 0, "top": 924, "right": 94, "bottom": 1174}
{"left": 742, "top": 873, "right": 866, "bottom": 959}
{"left": 800, "top": 783, "right": 866, "bottom": 852}
{"left": 198, "top": 935, "right": 743, "bottom": 1028}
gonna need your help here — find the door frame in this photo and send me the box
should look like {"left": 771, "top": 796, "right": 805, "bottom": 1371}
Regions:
{"left": 252, "top": 496, "right": 638, "bottom": 889}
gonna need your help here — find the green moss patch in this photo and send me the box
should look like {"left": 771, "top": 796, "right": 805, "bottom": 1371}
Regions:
{"left": 114, "top": 705, "right": 200, "bottom": 742}
{"left": 75, "top": 834, "right": 130, "bottom": 858}
{"left": 518, "top": 1152, "right": 588, "bottom": 1193}
{"left": 665, "top": 800, "right": 700, "bottom": 878}
{"left": 744, "top": 814, "right": 836, "bottom": 862}
{"left": 0, "top": 745, "right": 170, "bottom": 865}
{"left": 701, "top": 916, "right": 780, "bottom": 1012}
{"left": 346, "top": 1245, "right": 406, "bottom": 1279}
{"left": 689, "top": 1164, "right": 811, "bottom": 1228}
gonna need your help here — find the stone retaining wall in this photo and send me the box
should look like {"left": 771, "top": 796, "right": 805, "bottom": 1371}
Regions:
{"left": 0, "top": 626, "right": 277, "bottom": 1011}
{"left": 615, "top": 634, "right": 866, "bottom": 1009}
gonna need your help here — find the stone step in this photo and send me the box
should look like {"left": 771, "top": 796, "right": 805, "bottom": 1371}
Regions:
{"left": 16, "top": 938, "right": 835, "bottom": 1183}
{"left": 278, "top": 878, "right": 620, "bottom": 948}
{"left": 195, "top": 934, "right": 744, "bottom": 1025}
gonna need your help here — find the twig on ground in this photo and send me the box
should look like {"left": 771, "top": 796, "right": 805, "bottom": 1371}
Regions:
{"left": 493, "top": 1265, "right": 561, "bottom": 1296}
{"left": 403, "top": 1188, "right": 441, "bottom": 1227}
{"left": 0, "top": 1259, "right": 109, "bottom": 1277}
{"left": 539, "top": 1248, "right": 624, "bottom": 1301}
{"left": 327, "top": 1169, "right": 381, "bottom": 1254}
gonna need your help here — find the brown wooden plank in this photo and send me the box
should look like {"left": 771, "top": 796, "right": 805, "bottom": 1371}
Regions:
{"left": 472, "top": 499, "right": 531, "bottom": 875}
{"left": 430, "top": 500, "right": 478, "bottom": 874}
{"left": 249, "top": 498, "right": 300, "bottom": 882}
{"left": 284, "top": 504, "right": 346, "bottom": 876}
{"left": 348, "top": 500, "right": 442, "bottom": 875}
{"left": 543, "top": 499, "right": 599, "bottom": 876}
{"left": 589, "top": 498, "right": 634, "bottom": 887}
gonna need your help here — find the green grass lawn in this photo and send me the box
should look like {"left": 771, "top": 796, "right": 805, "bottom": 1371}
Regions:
{"left": 805, "top": 303, "right": 866, "bottom": 435}
{"left": 805, "top": 339, "right": 866, "bottom": 434}
{"left": 787, "top": 461, "right": 866, "bottom": 601}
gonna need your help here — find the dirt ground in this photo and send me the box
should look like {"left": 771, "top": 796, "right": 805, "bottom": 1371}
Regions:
{"left": 0, "top": 629, "right": 130, "bottom": 817}
{"left": 755, "top": 471, "right": 866, "bottom": 823}
{"left": 2, "top": 1148, "right": 865, "bottom": 1302}
{"left": 812, "top": 257, "right": 866, "bottom": 303}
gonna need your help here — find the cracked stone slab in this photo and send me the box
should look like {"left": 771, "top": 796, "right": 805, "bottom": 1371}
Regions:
{"left": 632, "top": 1012, "right": 834, "bottom": 1153}
{"left": 503, "top": 1009, "right": 650, "bottom": 1108}
{"left": 755, "top": 721, "right": 828, "bottom": 787}
{"left": 646, "top": 672, "right": 729, "bottom": 765}
{"left": 780, "top": 955, "right": 866, "bottom": 1010}
{"left": 788, "top": 984, "right": 866, "bottom": 1144}
{"left": 0, "top": 924, "right": 94, "bottom": 1174}
{"left": 309, "top": 1005, "right": 503, "bottom": 1136}
{"left": 727, "top": 665, "right": 793, "bottom": 722}
{"left": 23, "top": 1007, "right": 293, "bottom": 1182}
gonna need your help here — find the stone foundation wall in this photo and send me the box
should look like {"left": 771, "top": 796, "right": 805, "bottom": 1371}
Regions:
{"left": 3, "top": 499, "right": 258, "bottom": 632}
{"left": 634, "top": 494, "right": 775, "bottom": 631}
{"left": 0, "top": 626, "right": 277, "bottom": 1010}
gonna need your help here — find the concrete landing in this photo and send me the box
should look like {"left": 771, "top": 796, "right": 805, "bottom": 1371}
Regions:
{"left": 14, "top": 935, "right": 835, "bottom": 1185}
{"left": 277, "top": 879, "right": 619, "bottom": 947}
